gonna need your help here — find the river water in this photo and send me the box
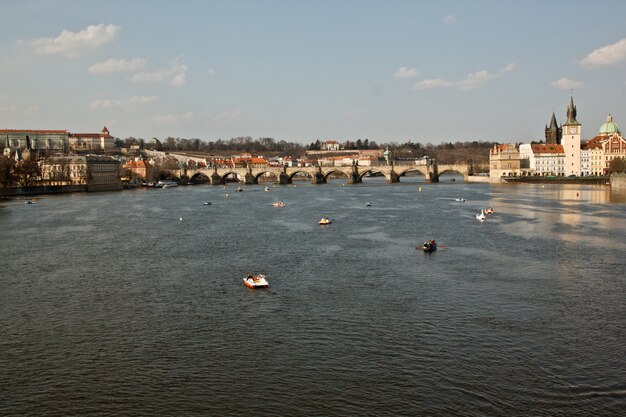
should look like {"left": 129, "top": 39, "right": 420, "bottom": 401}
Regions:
{"left": 1, "top": 178, "right": 625, "bottom": 416}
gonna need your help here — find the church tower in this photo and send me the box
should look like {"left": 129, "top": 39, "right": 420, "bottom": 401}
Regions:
{"left": 562, "top": 96, "right": 581, "bottom": 176}
{"left": 545, "top": 112, "right": 562, "bottom": 145}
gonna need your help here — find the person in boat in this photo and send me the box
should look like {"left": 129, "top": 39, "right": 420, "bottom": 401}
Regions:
{"left": 247, "top": 272, "right": 254, "bottom": 281}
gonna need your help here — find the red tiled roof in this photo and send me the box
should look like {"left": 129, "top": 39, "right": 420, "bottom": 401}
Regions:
{"left": 531, "top": 144, "right": 564, "bottom": 154}
{"left": 582, "top": 136, "right": 604, "bottom": 150}
{"left": 0, "top": 129, "right": 68, "bottom": 134}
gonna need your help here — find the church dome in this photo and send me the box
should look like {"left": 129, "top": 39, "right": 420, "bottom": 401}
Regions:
{"left": 598, "top": 114, "right": 620, "bottom": 134}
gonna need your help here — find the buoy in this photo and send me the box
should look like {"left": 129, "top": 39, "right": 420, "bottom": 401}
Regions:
{"left": 179, "top": 217, "right": 183, "bottom": 221}
{"left": 418, "top": 187, "right": 422, "bottom": 192}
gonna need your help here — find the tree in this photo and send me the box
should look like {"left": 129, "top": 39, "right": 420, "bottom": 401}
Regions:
{"left": 608, "top": 157, "right": 626, "bottom": 174}
{"left": 0, "top": 156, "right": 15, "bottom": 188}
{"left": 12, "top": 157, "right": 41, "bottom": 187}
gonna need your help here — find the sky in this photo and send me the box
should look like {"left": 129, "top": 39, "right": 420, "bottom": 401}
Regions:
{"left": 1, "top": 0, "right": 626, "bottom": 145}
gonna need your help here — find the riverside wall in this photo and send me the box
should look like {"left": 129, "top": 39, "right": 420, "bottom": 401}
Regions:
{"left": 611, "top": 174, "right": 626, "bottom": 189}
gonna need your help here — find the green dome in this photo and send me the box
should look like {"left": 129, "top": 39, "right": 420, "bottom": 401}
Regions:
{"left": 599, "top": 114, "right": 620, "bottom": 134}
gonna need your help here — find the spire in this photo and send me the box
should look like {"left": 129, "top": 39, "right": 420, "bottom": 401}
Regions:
{"left": 549, "top": 112, "right": 558, "bottom": 129}
{"left": 565, "top": 96, "right": 579, "bottom": 125}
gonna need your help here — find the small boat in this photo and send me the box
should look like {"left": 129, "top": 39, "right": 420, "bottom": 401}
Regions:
{"left": 455, "top": 198, "right": 466, "bottom": 202}
{"left": 476, "top": 209, "right": 486, "bottom": 221}
{"left": 236, "top": 186, "right": 243, "bottom": 192}
{"left": 243, "top": 274, "right": 269, "bottom": 288}
{"left": 420, "top": 240, "right": 438, "bottom": 252}
{"left": 366, "top": 202, "right": 372, "bottom": 207}
{"left": 319, "top": 217, "right": 333, "bottom": 225}
{"left": 264, "top": 186, "right": 270, "bottom": 192}
{"left": 272, "top": 201, "right": 286, "bottom": 207}
{"left": 25, "top": 199, "right": 38, "bottom": 205}
{"left": 204, "top": 201, "right": 212, "bottom": 206}
{"left": 485, "top": 207, "right": 494, "bottom": 215}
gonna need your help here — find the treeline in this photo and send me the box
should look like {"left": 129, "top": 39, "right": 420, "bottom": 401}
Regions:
{"left": 117, "top": 135, "right": 497, "bottom": 163}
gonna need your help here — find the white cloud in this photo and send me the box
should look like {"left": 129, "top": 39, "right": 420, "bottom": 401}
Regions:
{"left": 151, "top": 112, "right": 194, "bottom": 125}
{"left": 29, "top": 24, "right": 120, "bottom": 57}
{"left": 412, "top": 78, "right": 453, "bottom": 91}
{"left": 456, "top": 63, "right": 515, "bottom": 91}
{"left": 88, "top": 58, "right": 146, "bottom": 74}
{"left": 551, "top": 77, "right": 583, "bottom": 90}
{"left": 457, "top": 70, "right": 495, "bottom": 91}
{"left": 131, "top": 58, "right": 188, "bottom": 87}
{"left": 394, "top": 66, "right": 419, "bottom": 79}
{"left": 89, "top": 95, "right": 158, "bottom": 109}
{"left": 580, "top": 38, "right": 626, "bottom": 67}
{"left": 443, "top": 15, "right": 456, "bottom": 24}
{"left": 131, "top": 71, "right": 166, "bottom": 83}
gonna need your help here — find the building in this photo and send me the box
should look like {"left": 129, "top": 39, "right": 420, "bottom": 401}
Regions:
{"left": 123, "top": 158, "right": 156, "bottom": 181}
{"left": 1, "top": 129, "right": 68, "bottom": 154}
{"left": 68, "top": 127, "right": 114, "bottom": 151}
{"left": 561, "top": 96, "right": 582, "bottom": 176}
{"left": 489, "top": 144, "right": 521, "bottom": 179}
{"left": 321, "top": 140, "right": 340, "bottom": 151}
{"left": 519, "top": 143, "right": 565, "bottom": 176}
{"left": 40, "top": 155, "right": 122, "bottom": 191}
{"left": 583, "top": 114, "right": 626, "bottom": 175}
{"left": 1, "top": 126, "right": 114, "bottom": 154}
{"left": 545, "top": 112, "right": 562, "bottom": 145}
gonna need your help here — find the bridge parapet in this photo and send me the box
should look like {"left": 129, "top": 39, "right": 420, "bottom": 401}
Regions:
{"left": 186, "top": 162, "right": 470, "bottom": 185}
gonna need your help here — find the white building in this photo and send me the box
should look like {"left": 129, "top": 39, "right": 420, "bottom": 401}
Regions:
{"left": 321, "top": 140, "right": 340, "bottom": 151}
{"left": 519, "top": 143, "right": 565, "bottom": 176}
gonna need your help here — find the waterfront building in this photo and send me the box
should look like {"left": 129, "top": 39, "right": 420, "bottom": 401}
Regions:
{"left": 519, "top": 144, "right": 565, "bottom": 176}
{"left": 40, "top": 155, "right": 122, "bottom": 191}
{"left": 581, "top": 115, "right": 625, "bottom": 175}
{"left": 580, "top": 147, "right": 590, "bottom": 176}
{"left": 561, "top": 96, "right": 582, "bottom": 176}
{"left": 545, "top": 112, "right": 562, "bottom": 145}
{"left": 123, "top": 158, "right": 157, "bottom": 181}
{"left": 489, "top": 144, "right": 521, "bottom": 179}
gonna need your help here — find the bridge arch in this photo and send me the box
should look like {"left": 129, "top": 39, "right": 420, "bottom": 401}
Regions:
{"left": 288, "top": 170, "right": 314, "bottom": 181}
{"left": 322, "top": 169, "right": 351, "bottom": 182}
{"left": 434, "top": 166, "right": 469, "bottom": 181}
{"left": 189, "top": 172, "right": 209, "bottom": 184}
{"left": 396, "top": 167, "right": 429, "bottom": 181}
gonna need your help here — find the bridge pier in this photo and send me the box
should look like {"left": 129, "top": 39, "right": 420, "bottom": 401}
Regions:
{"left": 210, "top": 168, "right": 222, "bottom": 185}
{"left": 279, "top": 171, "right": 292, "bottom": 184}
{"left": 313, "top": 167, "right": 326, "bottom": 184}
{"left": 244, "top": 171, "right": 257, "bottom": 185}
{"left": 348, "top": 165, "right": 362, "bottom": 184}
{"left": 387, "top": 169, "right": 400, "bottom": 183}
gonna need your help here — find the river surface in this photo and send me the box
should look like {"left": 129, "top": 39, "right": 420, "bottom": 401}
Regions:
{"left": 1, "top": 178, "right": 625, "bottom": 416}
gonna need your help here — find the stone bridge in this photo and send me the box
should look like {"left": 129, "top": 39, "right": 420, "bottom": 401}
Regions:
{"left": 185, "top": 162, "right": 472, "bottom": 185}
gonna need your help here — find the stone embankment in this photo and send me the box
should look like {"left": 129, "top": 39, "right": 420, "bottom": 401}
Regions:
{"left": 611, "top": 174, "right": 626, "bottom": 189}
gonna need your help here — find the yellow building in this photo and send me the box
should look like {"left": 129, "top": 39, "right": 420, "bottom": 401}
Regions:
{"left": 489, "top": 144, "right": 521, "bottom": 179}
{"left": 40, "top": 155, "right": 121, "bottom": 191}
